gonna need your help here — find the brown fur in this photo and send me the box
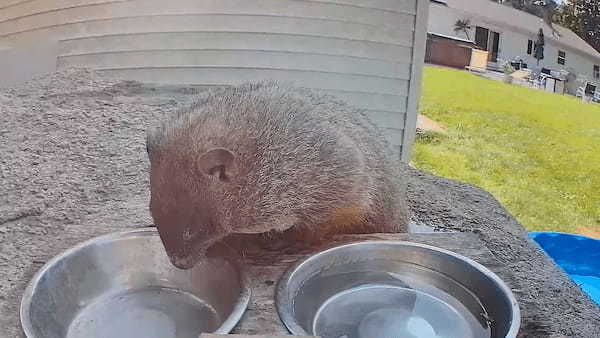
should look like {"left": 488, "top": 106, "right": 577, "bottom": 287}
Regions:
{"left": 146, "top": 82, "right": 409, "bottom": 268}
{"left": 325, "top": 205, "right": 366, "bottom": 230}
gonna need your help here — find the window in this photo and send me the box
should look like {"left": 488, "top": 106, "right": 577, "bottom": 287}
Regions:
{"left": 558, "top": 50, "right": 566, "bottom": 65}
{"left": 594, "top": 65, "right": 600, "bottom": 79}
{"left": 474, "top": 26, "right": 500, "bottom": 62}
{"left": 527, "top": 40, "right": 533, "bottom": 55}
{"left": 475, "top": 26, "right": 489, "bottom": 50}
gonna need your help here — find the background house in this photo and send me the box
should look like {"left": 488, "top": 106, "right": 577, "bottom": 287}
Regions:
{"left": 428, "top": 0, "right": 600, "bottom": 89}
{"left": 0, "top": 0, "right": 430, "bottom": 162}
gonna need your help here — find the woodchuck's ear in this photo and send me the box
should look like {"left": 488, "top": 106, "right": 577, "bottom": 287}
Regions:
{"left": 198, "top": 148, "right": 236, "bottom": 182}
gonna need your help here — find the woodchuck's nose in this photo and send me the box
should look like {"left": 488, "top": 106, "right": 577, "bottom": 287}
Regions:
{"left": 155, "top": 222, "right": 211, "bottom": 270}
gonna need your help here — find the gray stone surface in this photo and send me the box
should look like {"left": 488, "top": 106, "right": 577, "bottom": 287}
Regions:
{"left": 1, "top": 69, "right": 599, "bottom": 337}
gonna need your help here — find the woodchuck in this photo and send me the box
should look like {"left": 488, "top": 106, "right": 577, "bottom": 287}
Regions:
{"left": 146, "top": 82, "right": 409, "bottom": 269}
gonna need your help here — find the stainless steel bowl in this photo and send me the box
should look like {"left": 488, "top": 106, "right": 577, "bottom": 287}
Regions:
{"left": 276, "top": 241, "right": 520, "bottom": 338}
{"left": 20, "top": 229, "right": 250, "bottom": 338}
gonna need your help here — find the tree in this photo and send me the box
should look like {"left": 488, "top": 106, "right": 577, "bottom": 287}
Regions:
{"left": 454, "top": 19, "right": 473, "bottom": 40}
{"left": 555, "top": 1, "right": 581, "bottom": 33}
{"left": 577, "top": 0, "right": 600, "bottom": 52}
{"left": 503, "top": 0, "right": 600, "bottom": 52}
{"left": 509, "top": 0, "right": 561, "bottom": 37}
{"left": 555, "top": 0, "right": 600, "bottom": 53}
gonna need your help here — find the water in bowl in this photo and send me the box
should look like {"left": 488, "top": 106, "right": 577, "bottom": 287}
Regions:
{"left": 67, "top": 286, "right": 220, "bottom": 338}
{"left": 306, "top": 269, "right": 491, "bottom": 338}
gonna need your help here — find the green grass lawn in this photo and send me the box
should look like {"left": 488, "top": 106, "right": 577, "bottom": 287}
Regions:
{"left": 412, "top": 66, "right": 600, "bottom": 234}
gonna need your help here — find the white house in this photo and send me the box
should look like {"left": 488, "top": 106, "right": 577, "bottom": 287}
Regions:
{"left": 429, "top": 0, "right": 600, "bottom": 86}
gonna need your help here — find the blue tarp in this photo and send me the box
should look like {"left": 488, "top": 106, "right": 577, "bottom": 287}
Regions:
{"left": 529, "top": 232, "right": 600, "bottom": 306}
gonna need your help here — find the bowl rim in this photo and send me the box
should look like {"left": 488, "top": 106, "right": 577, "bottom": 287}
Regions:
{"left": 20, "top": 228, "right": 250, "bottom": 337}
{"left": 275, "top": 240, "right": 521, "bottom": 338}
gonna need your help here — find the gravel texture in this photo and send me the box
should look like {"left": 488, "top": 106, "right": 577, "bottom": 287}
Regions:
{"left": 1, "top": 69, "right": 599, "bottom": 337}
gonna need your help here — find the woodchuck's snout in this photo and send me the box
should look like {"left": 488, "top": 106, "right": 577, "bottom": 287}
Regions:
{"left": 146, "top": 82, "right": 409, "bottom": 269}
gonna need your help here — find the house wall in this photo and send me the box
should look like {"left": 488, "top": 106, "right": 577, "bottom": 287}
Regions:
{"left": 0, "top": 40, "right": 59, "bottom": 87}
{"left": 0, "top": 0, "right": 430, "bottom": 161}
{"left": 428, "top": 1, "right": 600, "bottom": 86}
{"left": 499, "top": 29, "right": 600, "bottom": 86}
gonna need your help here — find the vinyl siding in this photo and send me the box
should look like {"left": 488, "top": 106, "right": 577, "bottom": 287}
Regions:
{"left": 0, "top": 0, "right": 428, "bottom": 159}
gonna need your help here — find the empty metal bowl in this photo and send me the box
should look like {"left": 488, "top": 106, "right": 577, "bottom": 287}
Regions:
{"left": 276, "top": 241, "right": 520, "bottom": 338}
{"left": 20, "top": 229, "right": 250, "bottom": 338}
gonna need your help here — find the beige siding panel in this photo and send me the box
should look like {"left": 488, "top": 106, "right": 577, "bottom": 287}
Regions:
{"left": 59, "top": 32, "right": 413, "bottom": 63}
{"left": 0, "top": 0, "right": 126, "bottom": 22}
{"left": 382, "top": 127, "right": 404, "bottom": 147}
{"left": 0, "top": 0, "right": 414, "bottom": 38}
{"left": 306, "top": 0, "right": 416, "bottom": 14}
{"left": 98, "top": 67, "right": 408, "bottom": 95}
{"left": 0, "top": 0, "right": 413, "bottom": 15}
{"left": 0, "top": 0, "right": 421, "bottom": 160}
{"left": 0, "top": 39, "right": 58, "bottom": 87}
{"left": 401, "top": 0, "right": 429, "bottom": 162}
{"left": 391, "top": 145, "right": 402, "bottom": 158}
{"left": 58, "top": 50, "right": 411, "bottom": 79}
{"left": 1, "top": 15, "right": 414, "bottom": 46}
{"left": 0, "top": 0, "right": 411, "bottom": 26}
{"left": 397, "top": 144, "right": 407, "bottom": 159}
{"left": 363, "top": 110, "right": 406, "bottom": 130}
{"left": 318, "top": 90, "right": 407, "bottom": 113}
{"left": 0, "top": 0, "right": 32, "bottom": 10}
{"left": 0, "top": 0, "right": 415, "bottom": 20}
